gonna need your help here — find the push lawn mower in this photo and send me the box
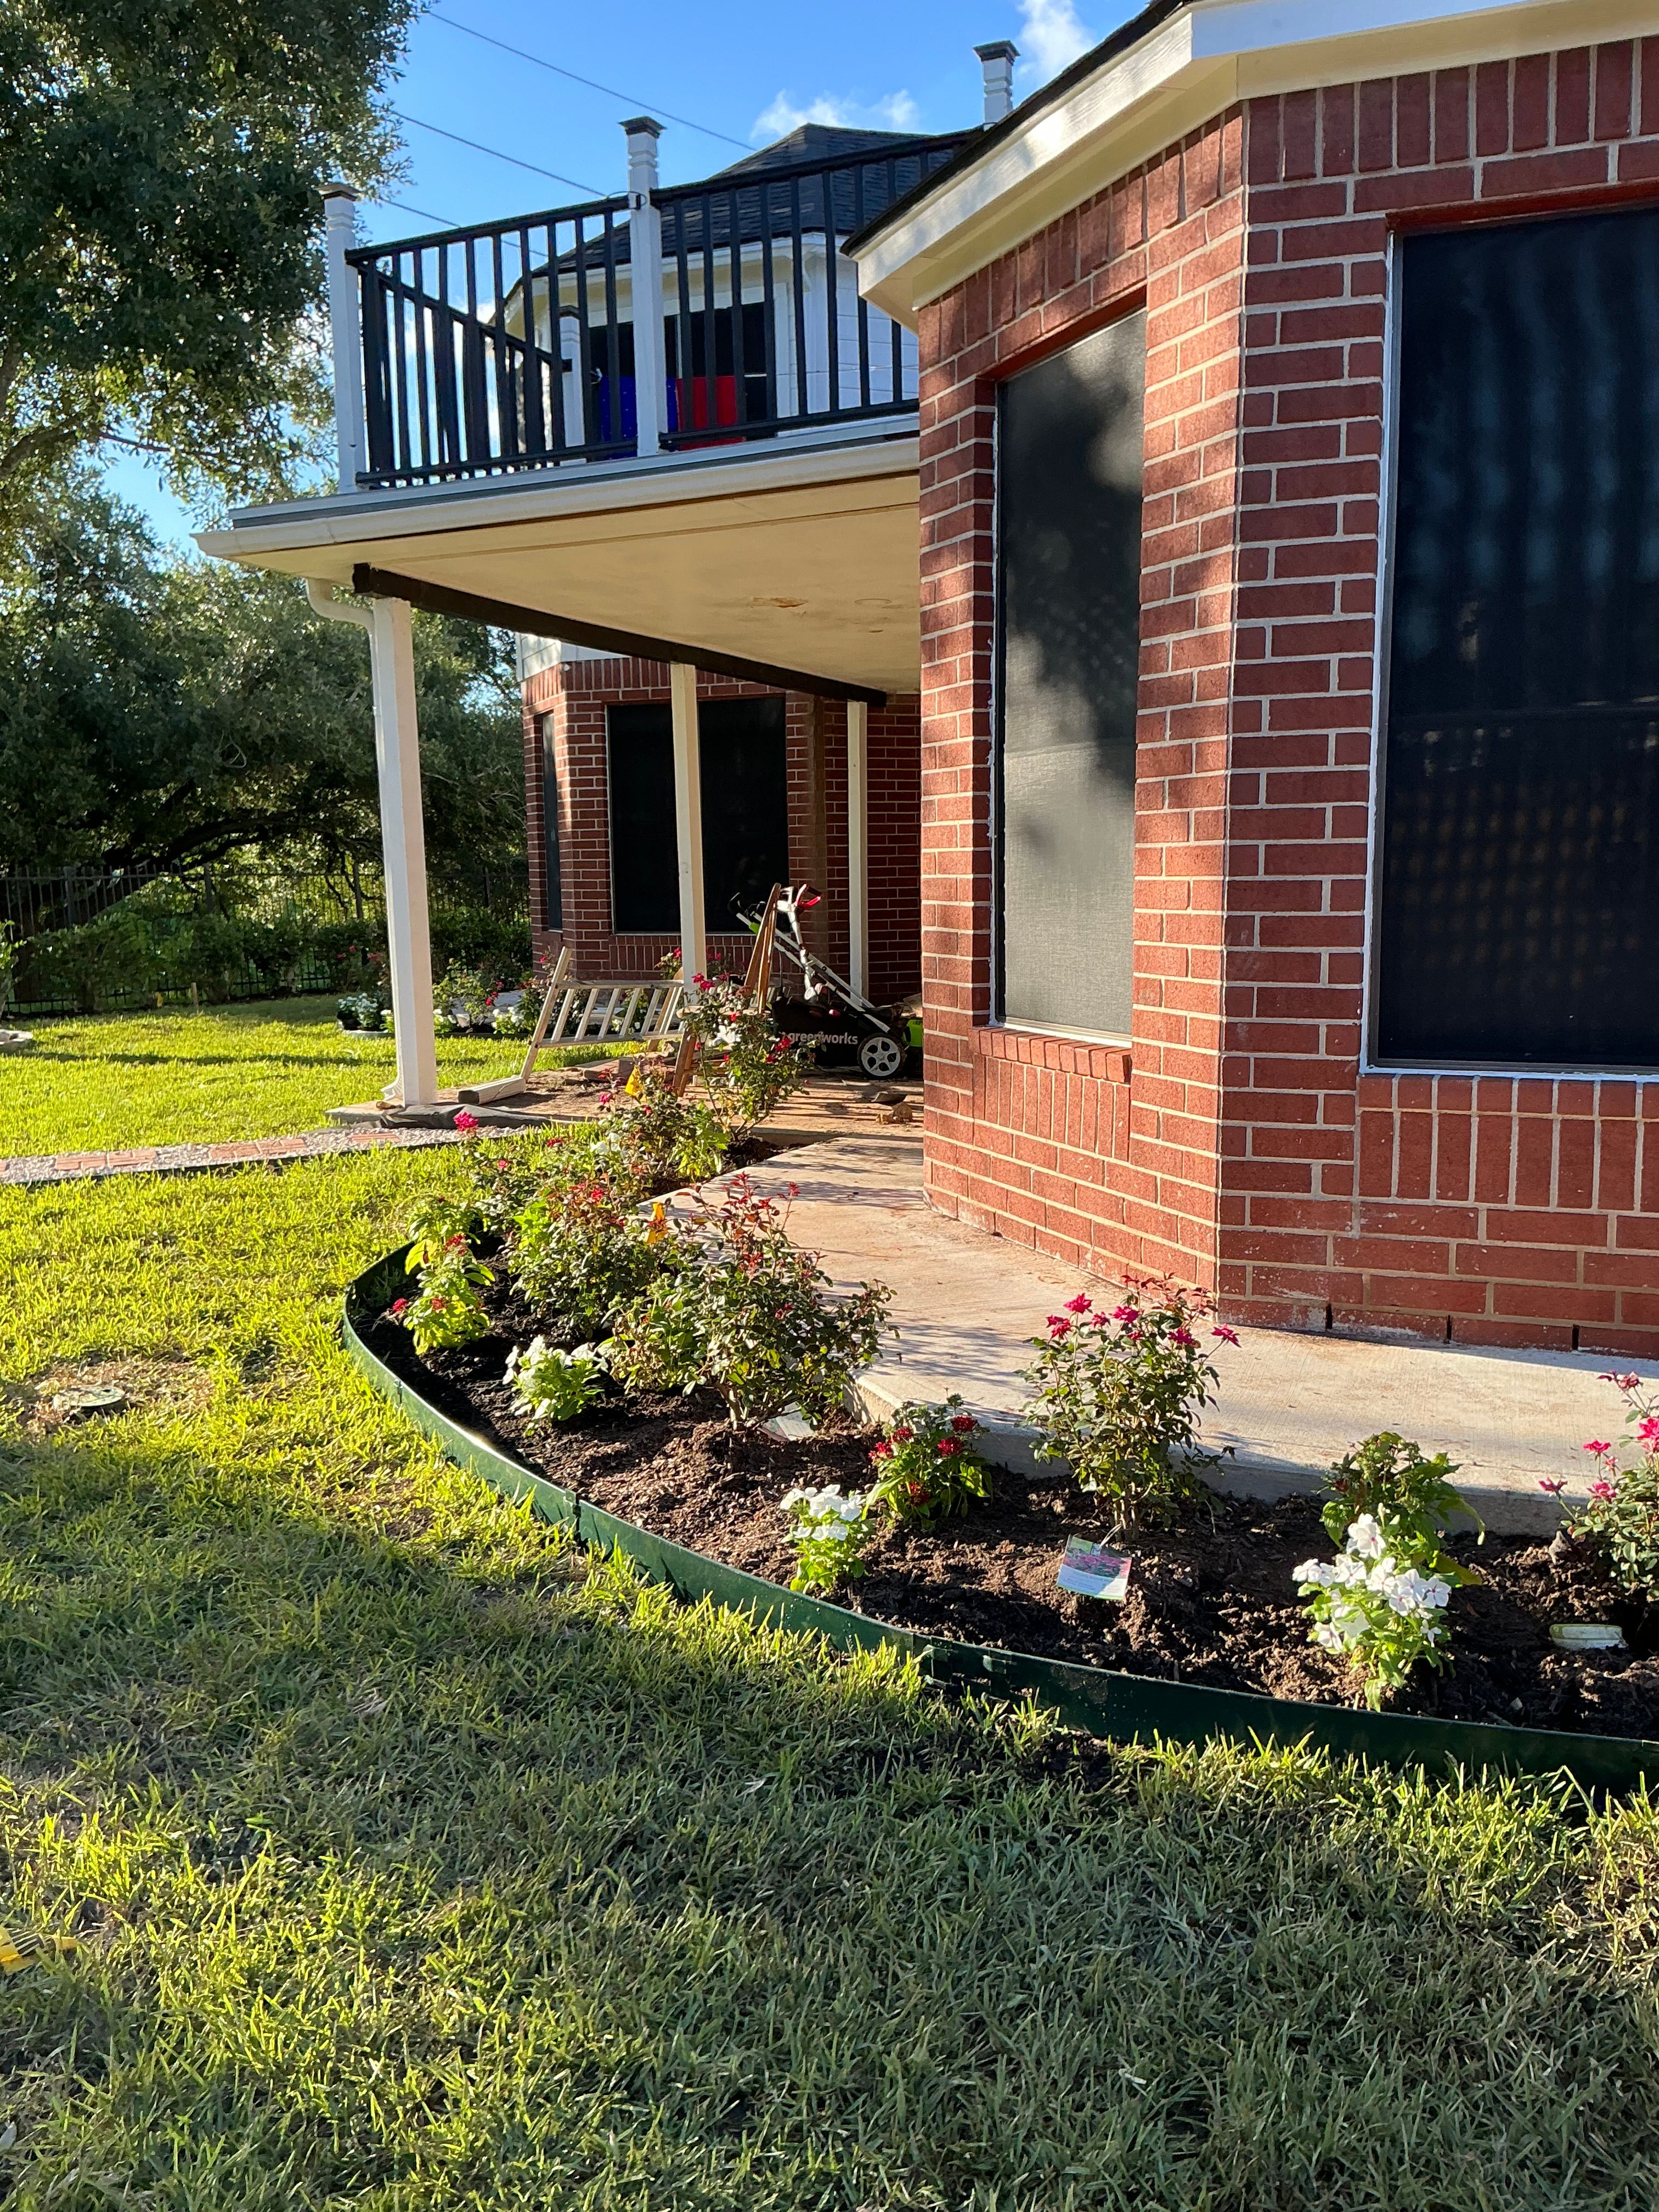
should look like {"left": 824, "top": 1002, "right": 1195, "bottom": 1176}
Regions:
{"left": 735, "top": 885, "right": 921, "bottom": 1080}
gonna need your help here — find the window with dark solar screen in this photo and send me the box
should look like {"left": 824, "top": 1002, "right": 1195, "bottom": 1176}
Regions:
{"left": 606, "top": 697, "right": 788, "bottom": 935}
{"left": 995, "top": 310, "right": 1146, "bottom": 1038}
{"left": 539, "top": 716, "right": 563, "bottom": 932}
{"left": 1377, "top": 208, "right": 1659, "bottom": 1068}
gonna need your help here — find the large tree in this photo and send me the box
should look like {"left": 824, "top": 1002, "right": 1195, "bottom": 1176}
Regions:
{"left": 0, "top": 478, "right": 527, "bottom": 906}
{"left": 0, "top": 0, "right": 413, "bottom": 513}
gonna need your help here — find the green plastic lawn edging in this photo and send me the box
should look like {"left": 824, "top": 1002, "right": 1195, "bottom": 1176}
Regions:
{"left": 345, "top": 1248, "right": 1659, "bottom": 1793}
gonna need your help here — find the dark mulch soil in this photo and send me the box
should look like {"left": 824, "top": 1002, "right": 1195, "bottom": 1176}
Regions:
{"left": 364, "top": 1288, "right": 1659, "bottom": 1743}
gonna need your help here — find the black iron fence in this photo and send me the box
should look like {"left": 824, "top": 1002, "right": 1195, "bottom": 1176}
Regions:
{"left": 0, "top": 866, "right": 528, "bottom": 1018}
{"left": 347, "top": 134, "right": 968, "bottom": 489}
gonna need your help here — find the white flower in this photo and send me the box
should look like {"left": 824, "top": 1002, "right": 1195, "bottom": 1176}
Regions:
{"left": 1293, "top": 1559, "right": 1335, "bottom": 1587}
{"left": 1347, "top": 1514, "right": 1385, "bottom": 1559}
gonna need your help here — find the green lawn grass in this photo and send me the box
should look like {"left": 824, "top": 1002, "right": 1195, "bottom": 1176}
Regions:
{"left": 0, "top": 1158, "right": 1656, "bottom": 2205}
{"left": 0, "top": 998, "right": 603, "bottom": 1155}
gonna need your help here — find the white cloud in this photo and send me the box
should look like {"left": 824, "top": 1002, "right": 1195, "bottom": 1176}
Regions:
{"left": 751, "top": 88, "right": 921, "bottom": 143}
{"left": 1018, "top": 0, "right": 1097, "bottom": 81}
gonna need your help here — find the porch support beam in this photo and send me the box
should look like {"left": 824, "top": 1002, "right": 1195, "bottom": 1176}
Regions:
{"left": 669, "top": 662, "right": 706, "bottom": 984}
{"left": 306, "top": 581, "right": 438, "bottom": 1108}
{"left": 846, "top": 697, "right": 869, "bottom": 1001}
{"left": 351, "top": 565, "right": 887, "bottom": 707}
{"left": 368, "top": 597, "right": 441, "bottom": 1109}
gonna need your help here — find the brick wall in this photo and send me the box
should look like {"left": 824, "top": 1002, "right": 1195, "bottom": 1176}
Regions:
{"left": 916, "top": 110, "right": 1246, "bottom": 1280}
{"left": 916, "top": 35, "right": 1659, "bottom": 1353}
{"left": 521, "top": 657, "right": 921, "bottom": 1001}
{"left": 1227, "top": 40, "right": 1659, "bottom": 1356}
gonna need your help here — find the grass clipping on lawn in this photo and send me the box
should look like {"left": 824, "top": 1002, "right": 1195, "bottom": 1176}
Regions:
{"left": 0, "top": 1155, "right": 1654, "bottom": 2209}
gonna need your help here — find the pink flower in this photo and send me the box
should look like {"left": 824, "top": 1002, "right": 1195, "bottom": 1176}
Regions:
{"left": 1170, "top": 1327, "right": 1196, "bottom": 1350}
{"left": 937, "top": 1438, "right": 960, "bottom": 1457}
{"left": 1212, "top": 1325, "right": 1240, "bottom": 1347}
{"left": 1046, "top": 1316, "right": 1073, "bottom": 1339}
{"left": 1064, "top": 1294, "right": 1092, "bottom": 1315}
{"left": 1589, "top": 1477, "right": 1615, "bottom": 1502}
{"left": 453, "top": 1110, "right": 478, "bottom": 1132}
{"left": 1585, "top": 1440, "right": 1614, "bottom": 1459}
{"left": 1637, "top": 1415, "right": 1659, "bottom": 1449}
{"left": 1110, "top": 1305, "right": 1138, "bottom": 1323}
{"left": 1538, "top": 1477, "right": 1566, "bottom": 1497}
{"left": 388, "top": 1298, "right": 409, "bottom": 1318}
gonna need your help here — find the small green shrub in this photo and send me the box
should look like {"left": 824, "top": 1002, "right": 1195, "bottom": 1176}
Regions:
{"left": 680, "top": 970, "right": 806, "bottom": 1136}
{"left": 508, "top": 1175, "right": 681, "bottom": 1338}
{"left": 781, "top": 1483, "right": 872, "bottom": 1593}
{"left": 1021, "top": 1285, "right": 1233, "bottom": 1534}
{"left": 867, "top": 1396, "right": 992, "bottom": 1526}
{"left": 1322, "top": 1431, "right": 1481, "bottom": 1582}
{"left": 594, "top": 1064, "right": 729, "bottom": 1190}
{"left": 505, "top": 1335, "right": 607, "bottom": 1424}
{"left": 1293, "top": 1514, "right": 1455, "bottom": 1710}
{"left": 1560, "top": 1375, "right": 1659, "bottom": 1599}
{"left": 609, "top": 1177, "right": 889, "bottom": 1428}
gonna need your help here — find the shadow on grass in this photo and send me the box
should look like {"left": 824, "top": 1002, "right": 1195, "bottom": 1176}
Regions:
{"left": 1, "top": 1423, "right": 1656, "bottom": 2211}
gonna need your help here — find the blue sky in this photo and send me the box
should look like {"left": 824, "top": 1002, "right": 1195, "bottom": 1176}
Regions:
{"left": 104, "top": 0, "right": 1129, "bottom": 546}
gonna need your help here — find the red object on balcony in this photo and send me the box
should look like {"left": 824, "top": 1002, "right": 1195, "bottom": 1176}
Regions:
{"left": 672, "top": 374, "right": 741, "bottom": 442}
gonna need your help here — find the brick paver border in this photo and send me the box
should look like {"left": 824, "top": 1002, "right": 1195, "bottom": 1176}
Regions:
{"left": 0, "top": 1124, "right": 466, "bottom": 1188}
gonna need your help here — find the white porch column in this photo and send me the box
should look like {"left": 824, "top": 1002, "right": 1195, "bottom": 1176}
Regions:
{"left": 321, "top": 184, "right": 366, "bottom": 493}
{"left": 669, "top": 662, "right": 706, "bottom": 980}
{"left": 623, "top": 119, "right": 665, "bottom": 458}
{"left": 846, "top": 698, "right": 869, "bottom": 1000}
{"left": 304, "top": 584, "right": 438, "bottom": 1108}
{"left": 369, "top": 598, "right": 439, "bottom": 1108}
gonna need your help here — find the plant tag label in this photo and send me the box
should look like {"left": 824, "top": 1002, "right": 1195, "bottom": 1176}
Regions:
{"left": 1057, "top": 1539, "right": 1131, "bottom": 1601}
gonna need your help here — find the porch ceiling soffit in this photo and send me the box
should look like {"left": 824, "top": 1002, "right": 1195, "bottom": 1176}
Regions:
{"left": 196, "top": 442, "right": 922, "bottom": 695}
{"left": 851, "top": 0, "right": 1658, "bottom": 324}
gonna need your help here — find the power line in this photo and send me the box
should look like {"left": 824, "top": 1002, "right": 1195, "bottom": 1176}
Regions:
{"left": 429, "top": 11, "right": 751, "bottom": 151}
{"left": 390, "top": 109, "right": 600, "bottom": 196}
{"left": 373, "top": 194, "right": 460, "bottom": 230}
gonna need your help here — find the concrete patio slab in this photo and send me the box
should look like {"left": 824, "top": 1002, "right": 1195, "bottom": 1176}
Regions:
{"left": 715, "top": 1136, "right": 1659, "bottom": 1535}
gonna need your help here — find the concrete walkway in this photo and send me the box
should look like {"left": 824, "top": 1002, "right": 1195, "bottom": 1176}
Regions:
{"left": 0, "top": 1124, "right": 465, "bottom": 1188}
{"left": 718, "top": 1136, "right": 1658, "bottom": 1534}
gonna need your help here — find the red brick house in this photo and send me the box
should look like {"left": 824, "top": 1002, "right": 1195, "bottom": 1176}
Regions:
{"left": 206, "top": 2, "right": 1659, "bottom": 1356}
{"left": 849, "top": 0, "right": 1659, "bottom": 1357}
{"left": 518, "top": 646, "right": 922, "bottom": 1005}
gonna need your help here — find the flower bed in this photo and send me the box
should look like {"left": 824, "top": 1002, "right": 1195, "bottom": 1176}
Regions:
{"left": 345, "top": 1246, "right": 1659, "bottom": 1792}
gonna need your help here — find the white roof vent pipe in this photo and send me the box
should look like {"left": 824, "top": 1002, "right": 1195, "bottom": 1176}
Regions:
{"left": 975, "top": 41, "right": 1018, "bottom": 127}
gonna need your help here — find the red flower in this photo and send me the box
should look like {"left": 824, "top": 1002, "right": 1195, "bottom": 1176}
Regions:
{"left": 936, "top": 1437, "right": 960, "bottom": 1457}
{"left": 1046, "top": 1316, "right": 1073, "bottom": 1338}
{"left": 1589, "top": 1477, "right": 1615, "bottom": 1502}
{"left": 1538, "top": 1476, "right": 1566, "bottom": 1497}
{"left": 891, "top": 1425, "right": 914, "bottom": 1444}
{"left": 1584, "top": 1440, "right": 1614, "bottom": 1459}
{"left": 950, "top": 1415, "right": 977, "bottom": 1434}
{"left": 388, "top": 1298, "right": 409, "bottom": 1318}
{"left": 870, "top": 1440, "right": 893, "bottom": 1462}
{"left": 428, "top": 1295, "right": 447, "bottom": 1311}
{"left": 1170, "top": 1327, "right": 1196, "bottom": 1350}
{"left": 1064, "top": 1293, "right": 1092, "bottom": 1315}
{"left": 1637, "top": 1415, "right": 1659, "bottom": 1449}
{"left": 1212, "top": 1325, "right": 1240, "bottom": 1347}
{"left": 1110, "top": 1304, "right": 1138, "bottom": 1323}
{"left": 453, "top": 1109, "right": 479, "bottom": 1133}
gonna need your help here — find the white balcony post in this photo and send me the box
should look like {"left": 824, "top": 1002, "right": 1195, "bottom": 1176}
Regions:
{"left": 846, "top": 699, "right": 869, "bottom": 1000}
{"left": 669, "top": 662, "right": 706, "bottom": 981}
{"left": 321, "top": 183, "right": 366, "bottom": 493}
{"left": 624, "top": 118, "right": 665, "bottom": 458}
{"left": 975, "top": 41, "right": 1019, "bottom": 126}
{"left": 368, "top": 599, "right": 439, "bottom": 1108}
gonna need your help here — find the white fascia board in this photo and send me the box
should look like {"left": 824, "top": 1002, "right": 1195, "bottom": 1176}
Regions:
{"left": 194, "top": 430, "right": 921, "bottom": 572}
{"left": 856, "top": 0, "right": 1659, "bottom": 324}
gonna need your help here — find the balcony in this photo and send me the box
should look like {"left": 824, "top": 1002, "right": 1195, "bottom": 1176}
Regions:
{"left": 345, "top": 128, "right": 968, "bottom": 491}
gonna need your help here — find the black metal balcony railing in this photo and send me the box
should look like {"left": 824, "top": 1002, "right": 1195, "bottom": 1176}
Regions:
{"left": 346, "top": 135, "right": 968, "bottom": 490}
